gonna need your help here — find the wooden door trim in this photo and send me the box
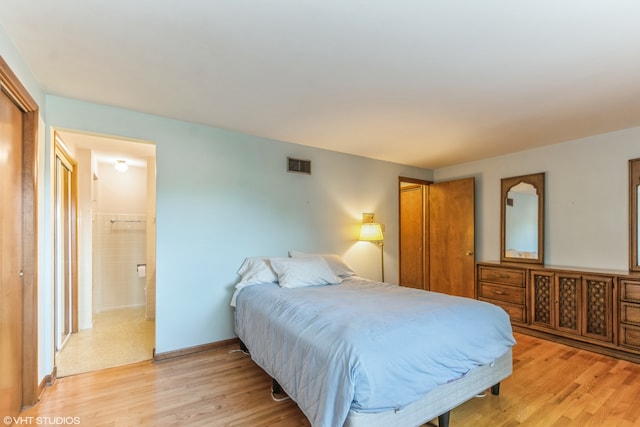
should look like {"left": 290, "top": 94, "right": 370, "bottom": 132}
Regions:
{"left": 54, "top": 136, "right": 79, "bottom": 335}
{"left": 399, "top": 176, "right": 433, "bottom": 186}
{"left": 423, "top": 185, "right": 430, "bottom": 290}
{"left": 0, "top": 56, "right": 39, "bottom": 408}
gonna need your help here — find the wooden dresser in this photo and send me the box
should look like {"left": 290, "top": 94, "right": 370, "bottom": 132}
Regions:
{"left": 477, "top": 264, "right": 527, "bottom": 325}
{"left": 476, "top": 261, "right": 640, "bottom": 362}
{"left": 619, "top": 278, "right": 640, "bottom": 351}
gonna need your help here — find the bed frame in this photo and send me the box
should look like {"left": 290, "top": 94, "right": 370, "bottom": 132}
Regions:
{"left": 343, "top": 348, "right": 512, "bottom": 427}
{"left": 242, "top": 341, "right": 512, "bottom": 427}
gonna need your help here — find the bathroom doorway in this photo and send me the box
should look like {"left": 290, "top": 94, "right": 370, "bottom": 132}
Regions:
{"left": 53, "top": 130, "right": 156, "bottom": 376}
{"left": 53, "top": 137, "right": 77, "bottom": 353}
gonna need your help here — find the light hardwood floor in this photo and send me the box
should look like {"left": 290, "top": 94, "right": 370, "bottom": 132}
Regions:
{"left": 20, "top": 333, "right": 640, "bottom": 426}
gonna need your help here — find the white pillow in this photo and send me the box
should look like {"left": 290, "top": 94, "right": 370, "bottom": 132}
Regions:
{"left": 236, "top": 257, "right": 278, "bottom": 287}
{"left": 270, "top": 256, "right": 341, "bottom": 288}
{"left": 288, "top": 251, "right": 357, "bottom": 277}
{"left": 231, "top": 256, "right": 279, "bottom": 308}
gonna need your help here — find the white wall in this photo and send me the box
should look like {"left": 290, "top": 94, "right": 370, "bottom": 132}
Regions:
{"left": 92, "top": 212, "right": 147, "bottom": 311}
{"left": 96, "top": 161, "right": 147, "bottom": 213}
{"left": 44, "top": 95, "right": 434, "bottom": 355}
{"left": 436, "top": 127, "right": 640, "bottom": 272}
{"left": 92, "top": 161, "right": 147, "bottom": 312}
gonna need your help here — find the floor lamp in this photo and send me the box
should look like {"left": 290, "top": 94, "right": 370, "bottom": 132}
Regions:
{"left": 359, "top": 221, "right": 384, "bottom": 282}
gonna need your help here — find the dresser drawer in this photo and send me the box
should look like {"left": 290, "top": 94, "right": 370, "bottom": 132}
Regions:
{"left": 619, "top": 323, "right": 640, "bottom": 350}
{"left": 478, "top": 266, "right": 525, "bottom": 287}
{"left": 479, "top": 282, "right": 525, "bottom": 304}
{"left": 621, "top": 280, "right": 640, "bottom": 303}
{"left": 621, "top": 302, "right": 640, "bottom": 326}
{"left": 480, "top": 298, "right": 525, "bottom": 323}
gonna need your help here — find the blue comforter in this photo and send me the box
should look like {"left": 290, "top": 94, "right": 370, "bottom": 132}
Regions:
{"left": 234, "top": 277, "right": 515, "bottom": 427}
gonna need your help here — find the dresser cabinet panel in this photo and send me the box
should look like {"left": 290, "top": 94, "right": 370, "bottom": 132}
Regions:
{"left": 477, "top": 264, "right": 526, "bottom": 324}
{"left": 479, "top": 282, "right": 525, "bottom": 305}
{"left": 530, "top": 270, "right": 613, "bottom": 343}
{"left": 557, "top": 273, "right": 581, "bottom": 335}
{"left": 620, "top": 303, "right": 640, "bottom": 325}
{"left": 621, "top": 280, "right": 640, "bottom": 302}
{"left": 478, "top": 283, "right": 526, "bottom": 322}
{"left": 495, "top": 302, "right": 526, "bottom": 323}
{"left": 478, "top": 266, "right": 525, "bottom": 287}
{"left": 619, "top": 279, "right": 640, "bottom": 352}
{"left": 530, "top": 270, "right": 553, "bottom": 329}
{"left": 582, "top": 275, "right": 614, "bottom": 342}
{"left": 620, "top": 324, "right": 640, "bottom": 349}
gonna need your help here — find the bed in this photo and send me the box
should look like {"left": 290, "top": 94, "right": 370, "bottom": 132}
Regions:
{"left": 231, "top": 254, "right": 515, "bottom": 427}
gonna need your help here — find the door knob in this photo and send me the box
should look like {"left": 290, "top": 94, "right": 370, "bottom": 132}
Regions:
{"left": 466, "top": 250, "right": 474, "bottom": 256}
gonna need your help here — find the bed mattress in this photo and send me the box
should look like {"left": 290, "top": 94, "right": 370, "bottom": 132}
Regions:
{"left": 235, "top": 277, "right": 515, "bottom": 427}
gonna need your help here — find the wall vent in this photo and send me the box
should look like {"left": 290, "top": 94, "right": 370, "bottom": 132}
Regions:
{"left": 287, "top": 157, "right": 311, "bottom": 174}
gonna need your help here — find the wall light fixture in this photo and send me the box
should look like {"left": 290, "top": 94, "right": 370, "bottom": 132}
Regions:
{"left": 359, "top": 213, "right": 385, "bottom": 282}
{"left": 114, "top": 160, "right": 128, "bottom": 173}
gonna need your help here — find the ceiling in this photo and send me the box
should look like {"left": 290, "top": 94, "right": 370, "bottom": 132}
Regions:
{"left": 2, "top": 1, "right": 640, "bottom": 169}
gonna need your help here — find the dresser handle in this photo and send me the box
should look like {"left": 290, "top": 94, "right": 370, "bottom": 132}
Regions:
{"left": 492, "top": 290, "right": 508, "bottom": 295}
{"left": 489, "top": 273, "right": 510, "bottom": 279}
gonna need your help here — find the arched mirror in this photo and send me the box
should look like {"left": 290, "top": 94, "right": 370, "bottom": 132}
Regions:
{"left": 629, "top": 159, "right": 640, "bottom": 272}
{"left": 501, "top": 172, "right": 545, "bottom": 264}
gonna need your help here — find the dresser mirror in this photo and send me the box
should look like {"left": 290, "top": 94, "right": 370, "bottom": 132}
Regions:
{"left": 500, "top": 172, "right": 545, "bottom": 264}
{"left": 630, "top": 159, "right": 640, "bottom": 272}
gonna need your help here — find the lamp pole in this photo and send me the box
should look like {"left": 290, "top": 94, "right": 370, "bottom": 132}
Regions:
{"left": 379, "top": 241, "right": 384, "bottom": 282}
{"left": 380, "top": 242, "right": 384, "bottom": 282}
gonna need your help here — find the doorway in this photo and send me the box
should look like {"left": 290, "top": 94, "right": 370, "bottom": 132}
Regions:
{"left": 53, "top": 130, "right": 156, "bottom": 376}
{"left": 399, "top": 176, "right": 476, "bottom": 298}
{"left": 399, "top": 178, "right": 431, "bottom": 289}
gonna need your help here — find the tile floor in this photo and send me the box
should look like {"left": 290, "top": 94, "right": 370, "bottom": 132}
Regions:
{"left": 55, "top": 307, "right": 155, "bottom": 377}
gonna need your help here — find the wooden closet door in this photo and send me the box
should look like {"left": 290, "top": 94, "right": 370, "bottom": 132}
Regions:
{"left": 399, "top": 184, "right": 426, "bottom": 289}
{"left": 0, "top": 88, "right": 24, "bottom": 419}
{"left": 0, "top": 56, "right": 39, "bottom": 409}
{"left": 429, "top": 178, "right": 475, "bottom": 298}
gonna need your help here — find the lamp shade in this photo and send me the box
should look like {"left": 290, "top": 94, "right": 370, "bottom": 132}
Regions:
{"left": 359, "top": 223, "right": 384, "bottom": 242}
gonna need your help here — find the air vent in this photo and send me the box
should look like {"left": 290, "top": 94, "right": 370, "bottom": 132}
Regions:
{"left": 287, "top": 157, "right": 311, "bottom": 174}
